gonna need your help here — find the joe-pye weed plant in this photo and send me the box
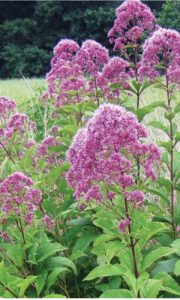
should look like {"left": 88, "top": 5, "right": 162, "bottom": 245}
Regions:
{"left": 0, "top": 0, "right": 179, "bottom": 298}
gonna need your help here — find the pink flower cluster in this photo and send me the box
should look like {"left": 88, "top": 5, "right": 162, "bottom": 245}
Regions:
{"left": 108, "top": 0, "right": 156, "bottom": 53}
{"left": 44, "top": 39, "right": 85, "bottom": 106}
{"left": 77, "top": 40, "right": 109, "bottom": 76}
{"left": 67, "top": 104, "right": 161, "bottom": 205}
{"left": 118, "top": 218, "right": 130, "bottom": 233}
{"left": 98, "top": 57, "right": 133, "bottom": 100}
{"left": 139, "top": 28, "right": 180, "bottom": 84}
{"left": 7, "top": 113, "right": 36, "bottom": 139}
{"left": 0, "top": 97, "right": 36, "bottom": 157}
{"left": 44, "top": 39, "right": 110, "bottom": 106}
{"left": 0, "top": 172, "right": 42, "bottom": 225}
{"left": 0, "top": 96, "right": 16, "bottom": 119}
{"left": 43, "top": 214, "right": 55, "bottom": 231}
{"left": 37, "top": 135, "right": 63, "bottom": 170}
{"left": 76, "top": 40, "right": 109, "bottom": 100}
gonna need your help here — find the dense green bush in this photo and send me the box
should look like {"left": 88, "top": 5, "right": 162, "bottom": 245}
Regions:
{"left": 158, "top": 0, "right": 180, "bottom": 32}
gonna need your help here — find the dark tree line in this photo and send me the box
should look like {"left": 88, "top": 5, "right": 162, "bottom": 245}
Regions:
{"left": 0, "top": 0, "right": 179, "bottom": 78}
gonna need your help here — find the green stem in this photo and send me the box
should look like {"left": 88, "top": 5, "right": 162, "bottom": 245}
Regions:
{"left": 16, "top": 219, "right": 29, "bottom": 261}
{"left": 136, "top": 90, "right": 140, "bottom": 110}
{"left": 94, "top": 76, "right": 99, "bottom": 106}
{"left": 165, "top": 74, "right": 176, "bottom": 240}
{"left": 0, "top": 281, "right": 18, "bottom": 298}
{"left": 124, "top": 197, "right": 140, "bottom": 298}
{"left": 0, "top": 141, "right": 15, "bottom": 164}
{"left": 0, "top": 246, "right": 26, "bottom": 276}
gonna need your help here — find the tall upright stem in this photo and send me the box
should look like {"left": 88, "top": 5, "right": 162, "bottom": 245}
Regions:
{"left": 16, "top": 219, "right": 29, "bottom": 261}
{"left": 134, "top": 45, "right": 141, "bottom": 180}
{"left": 0, "top": 142, "right": 15, "bottom": 164}
{"left": 137, "top": 91, "right": 140, "bottom": 110}
{"left": 94, "top": 75, "right": 100, "bottom": 106}
{"left": 165, "top": 74, "right": 176, "bottom": 240}
{"left": 124, "top": 197, "right": 140, "bottom": 298}
{"left": 136, "top": 90, "right": 141, "bottom": 181}
{"left": 0, "top": 282, "right": 17, "bottom": 298}
{"left": 134, "top": 44, "right": 141, "bottom": 111}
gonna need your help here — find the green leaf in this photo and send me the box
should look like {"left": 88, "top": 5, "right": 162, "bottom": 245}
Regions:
{"left": 0, "top": 261, "right": 12, "bottom": 285}
{"left": 67, "top": 89, "right": 78, "bottom": 96}
{"left": 48, "top": 144, "right": 68, "bottom": 153}
{"left": 106, "top": 241, "right": 123, "bottom": 263}
{"left": 174, "top": 102, "right": 180, "bottom": 114}
{"left": 147, "top": 187, "right": 168, "bottom": 203}
{"left": 36, "top": 243, "right": 66, "bottom": 263}
{"left": 174, "top": 153, "right": 180, "bottom": 176}
{"left": 175, "top": 132, "right": 180, "bottom": 143}
{"left": 73, "top": 232, "right": 95, "bottom": 251}
{"left": 100, "top": 289, "right": 133, "bottom": 298}
{"left": 46, "top": 267, "right": 70, "bottom": 291}
{"left": 67, "top": 217, "right": 92, "bottom": 226}
{"left": 18, "top": 276, "right": 37, "bottom": 297}
{"left": 138, "top": 222, "right": 167, "bottom": 250}
{"left": 131, "top": 79, "right": 142, "bottom": 92}
{"left": 175, "top": 171, "right": 180, "bottom": 184}
{"left": 151, "top": 257, "right": 177, "bottom": 275}
{"left": 154, "top": 272, "right": 180, "bottom": 296}
{"left": 22, "top": 147, "right": 34, "bottom": 169}
{"left": 70, "top": 250, "right": 86, "bottom": 261}
{"left": 45, "top": 256, "right": 77, "bottom": 275}
{"left": 149, "top": 121, "right": 169, "bottom": 136}
{"left": 84, "top": 264, "right": 122, "bottom": 281}
{"left": 136, "top": 102, "right": 166, "bottom": 122}
{"left": 157, "top": 177, "right": 172, "bottom": 190}
{"left": 59, "top": 125, "right": 77, "bottom": 136}
{"left": 47, "top": 163, "right": 70, "bottom": 186}
{"left": 110, "top": 83, "right": 123, "bottom": 90}
{"left": 7, "top": 244, "right": 25, "bottom": 267}
{"left": 141, "top": 247, "right": 176, "bottom": 271}
{"left": 153, "top": 81, "right": 165, "bottom": 90}
{"left": 140, "top": 80, "right": 153, "bottom": 93}
{"left": 35, "top": 271, "right": 48, "bottom": 297}
{"left": 164, "top": 111, "right": 175, "bottom": 121}
{"left": 140, "top": 279, "right": 162, "bottom": 298}
{"left": 96, "top": 276, "right": 122, "bottom": 292}
{"left": 171, "top": 239, "right": 180, "bottom": 250}
{"left": 174, "top": 259, "right": 180, "bottom": 276}
{"left": 136, "top": 106, "right": 154, "bottom": 122}
{"left": 45, "top": 294, "right": 66, "bottom": 298}
{"left": 159, "top": 140, "right": 174, "bottom": 152}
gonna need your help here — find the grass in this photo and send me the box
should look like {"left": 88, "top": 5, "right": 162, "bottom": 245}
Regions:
{"left": 0, "top": 78, "right": 46, "bottom": 105}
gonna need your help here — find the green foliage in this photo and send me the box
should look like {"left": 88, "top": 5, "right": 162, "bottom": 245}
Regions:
{"left": 158, "top": 0, "right": 180, "bottom": 32}
{"left": 100, "top": 289, "right": 133, "bottom": 298}
{"left": 0, "top": 0, "right": 179, "bottom": 297}
{"left": 84, "top": 264, "right": 123, "bottom": 281}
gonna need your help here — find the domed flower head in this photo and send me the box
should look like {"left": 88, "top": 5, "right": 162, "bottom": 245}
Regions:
{"left": 44, "top": 39, "right": 86, "bottom": 106}
{"left": 76, "top": 40, "right": 109, "bottom": 75}
{"left": 37, "top": 135, "right": 64, "bottom": 170}
{"left": 43, "top": 214, "right": 55, "bottom": 231}
{"left": 0, "top": 106, "right": 36, "bottom": 162}
{"left": 66, "top": 104, "right": 161, "bottom": 205}
{"left": 53, "top": 39, "right": 80, "bottom": 61}
{"left": 108, "top": 0, "right": 156, "bottom": 67}
{"left": 75, "top": 40, "right": 109, "bottom": 103}
{"left": 98, "top": 56, "right": 133, "bottom": 100}
{"left": 0, "top": 96, "right": 16, "bottom": 120}
{"left": 139, "top": 28, "right": 180, "bottom": 84}
{"left": 0, "top": 172, "right": 42, "bottom": 225}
